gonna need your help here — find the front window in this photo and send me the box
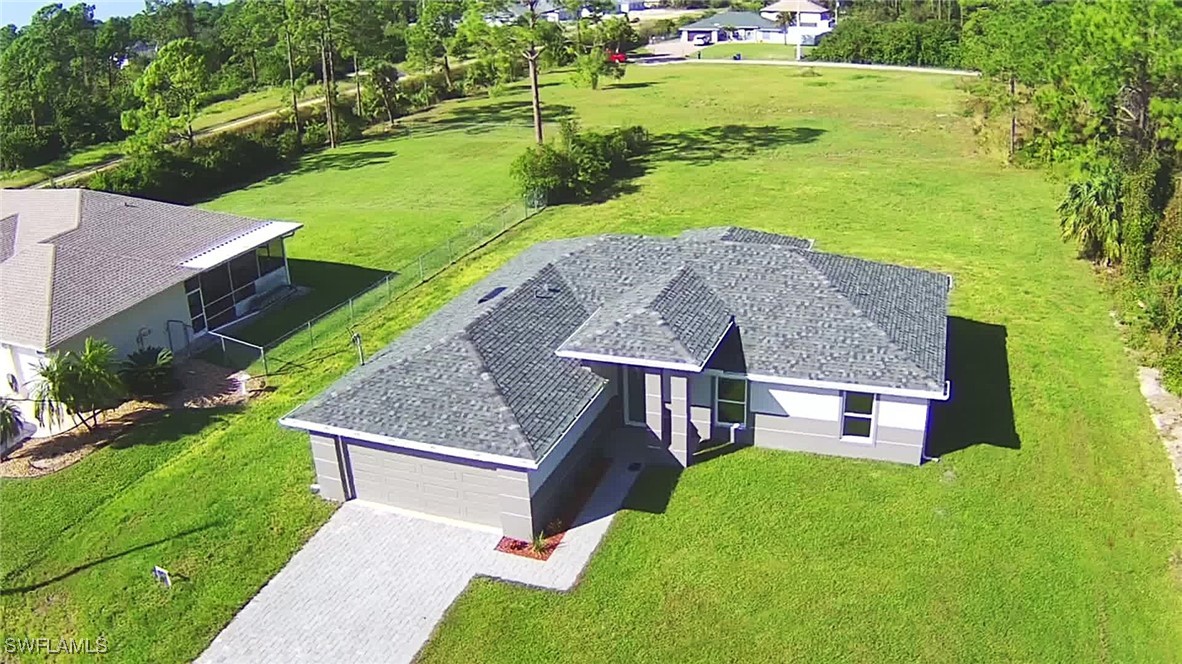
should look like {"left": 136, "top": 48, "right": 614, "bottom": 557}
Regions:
{"left": 841, "top": 392, "right": 875, "bottom": 440}
{"left": 715, "top": 376, "right": 747, "bottom": 426}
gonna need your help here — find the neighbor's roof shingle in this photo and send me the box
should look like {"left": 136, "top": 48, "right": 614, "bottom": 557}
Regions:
{"left": 681, "top": 11, "right": 777, "bottom": 30}
{"left": 0, "top": 189, "right": 295, "bottom": 349}
{"left": 288, "top": 228, "right": 950, "bottom": 463}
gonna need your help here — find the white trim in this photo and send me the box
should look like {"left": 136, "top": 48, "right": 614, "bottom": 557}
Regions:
{"left": 555, "top": 350, "right": 703, "bottom": 372}
{"left": 278, "top": 417, "right": 540, "bottom": 470}
{"left": 181, "top": 221, "right": 302, "bottom": 269}
{"left": 555, "top": 318, "right": 735, "bottom": 374}
{"left": 838, "top": 390, "right": 877, "bottom": 444}
{"left": 708, "top": 369, "right": 950, "bottom": 401}
{"left": 351, "top": 500, "right": 502, "bottom": 535}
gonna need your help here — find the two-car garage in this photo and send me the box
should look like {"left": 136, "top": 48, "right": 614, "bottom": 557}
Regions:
{"left": 345, "top": 442, "right": 505, "bottom": 529}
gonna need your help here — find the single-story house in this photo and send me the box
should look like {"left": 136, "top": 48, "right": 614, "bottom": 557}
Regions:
{"left": 282, "top": 228, "right": 951, "bottom": 540}
{"left": 758, "top": 0, "right": 835, "bottom": 45}
{"left": 0, "top": 189, "right": 301, "bottom": 438}
{"left": 680, "top": 11, "right": 778, "bottom": 44}
{"left": 485, "top": 0, "right": 571, "bottom": 26}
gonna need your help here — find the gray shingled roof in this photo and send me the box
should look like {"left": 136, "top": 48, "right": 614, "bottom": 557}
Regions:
{"left": 681, "top": 11, "right": 777, "bottom": 30}
{"left": 557, "top": 266, "right": 733, "bottom": 368}
{"left": 288, "top": 227, "right": 950, "bottom": 463}
{"left": 679, "top": 226, "right": 814, "bottom": 249}
{"left": 0, "top": 190, "right": 293, "bottom": 349}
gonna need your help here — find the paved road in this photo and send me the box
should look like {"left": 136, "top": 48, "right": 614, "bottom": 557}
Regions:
{"left": 644, "top": 56, "right": 979, "bottom": 77}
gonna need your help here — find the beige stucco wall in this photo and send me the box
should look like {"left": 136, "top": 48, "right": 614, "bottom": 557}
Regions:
{"left": 57, "top": 282, "right": 192, "bottom": 358}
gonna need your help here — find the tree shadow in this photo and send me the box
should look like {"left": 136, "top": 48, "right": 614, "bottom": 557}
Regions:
{"left": 222, "top": 259, "right": 391, "bottom": 347}
{"left": 408, "top": 101, "right": 577, "bottom": 137}
{"left": 926, "top": 317, "right": 1020, "bottom": 458}
{"left": 610, "top": 81, "right": 659, "bottom": 90}
{"left": 259, "top": 149, "right": 398, "bottom": 187}
{"left": 0, "top": 522, "right": 218, "bottom": 595}
{"left": 647, "top": 124, "right": 826, "bottom": 166}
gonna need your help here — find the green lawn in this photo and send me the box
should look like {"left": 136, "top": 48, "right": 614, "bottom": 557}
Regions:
{"left": 698, "top": 42, "right": 814, "bottom": 60}
{"left": 191, "top": 84, "right": 319, "bottom": 132}
{"left": 2, "top": 64, "right": 1181, "bottom": 662}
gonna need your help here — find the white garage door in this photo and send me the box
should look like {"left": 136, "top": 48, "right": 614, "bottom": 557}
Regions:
{"left": 345, "top": 443, "right": 504, "bottom": 528}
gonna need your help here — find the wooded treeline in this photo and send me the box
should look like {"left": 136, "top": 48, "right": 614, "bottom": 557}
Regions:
{"left": 817, "top": 0, "right": 1182, "bottom": 389}
{"left": 0, "top": 0, "right": 643, "bottom": 172}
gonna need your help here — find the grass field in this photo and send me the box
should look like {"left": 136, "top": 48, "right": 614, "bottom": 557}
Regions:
{"left": 2, "top": 64, "right": 1181, "bottom": 662}
{"left": 698, "top": 42, "right": 813, "bottom": 60}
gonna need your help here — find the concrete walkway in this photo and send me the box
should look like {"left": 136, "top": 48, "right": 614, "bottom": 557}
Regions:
{"left": 198, "top": 454, "right": 643, "bottom": 663}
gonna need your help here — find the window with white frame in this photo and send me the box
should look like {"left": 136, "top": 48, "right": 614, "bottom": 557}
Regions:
{"left": 841, "top": 391, "right": 875, "bottom": 440}
{"left": 715, "top": 376, "right": 747, "bottom": 426}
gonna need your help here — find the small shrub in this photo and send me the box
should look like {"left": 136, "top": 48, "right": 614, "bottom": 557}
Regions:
{"left": 512, "top": 120, "right": 649, "bottom": 205}
{"left": 1163, "top": 349, "right": 1182, "bottom": 395}
{"left": 530, "top": 531, "right": 549, "bottom": 554}
{"left": 120, "top": 347, "right": 178, "bottom": 398}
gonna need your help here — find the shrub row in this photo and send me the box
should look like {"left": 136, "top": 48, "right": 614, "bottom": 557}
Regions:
{"left": 809, "top": 17, "right": 962, "bottom": 69}
{"left": 512, "top": 121, "right": 649, "bottom": 205}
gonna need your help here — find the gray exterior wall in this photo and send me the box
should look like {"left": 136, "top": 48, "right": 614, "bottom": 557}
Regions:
{"left": 745, "top": 380, "right": 929, "bottom": 465}
{"left": 301, "top": 386, "right": 620, "bottom": 540}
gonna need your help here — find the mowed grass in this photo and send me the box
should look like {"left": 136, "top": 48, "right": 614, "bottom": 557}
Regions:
{"left": 698, "top": 41, "right": 813, "bottom": 60}
{"left": 1, "top": 64, "right": 1180, "bottom": 662}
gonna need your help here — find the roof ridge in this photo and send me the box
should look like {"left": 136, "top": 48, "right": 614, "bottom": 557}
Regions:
{"left": 797, "top": 251, "right": 939, "bottom": 384}
{"left": 456, "top": 334, "right": 534, "bottom": 455}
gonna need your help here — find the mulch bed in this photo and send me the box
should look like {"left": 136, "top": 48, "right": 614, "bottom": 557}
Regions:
{"left": 0, "top": 360, "right": 260, "bottom": 478}
{"left": 495, "top": 456, "right": 612, "bottom": 562}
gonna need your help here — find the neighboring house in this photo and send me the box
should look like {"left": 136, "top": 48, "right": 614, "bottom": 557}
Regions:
{"left": 485, "top": 0, "right": 571, "bottom": 26}
{"left": 758, "top": 0, "right": 835, "bottom": 45}
{"left": 680, "top": 11, "right": 778, "bottom": 44}
{"left": 282, "top": 228, "right": 951, "bottom": 540}
{"left": 0, "top": 189, "right": 301, "bottom": 436}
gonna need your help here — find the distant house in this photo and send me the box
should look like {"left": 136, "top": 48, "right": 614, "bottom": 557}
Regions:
{"left": 485, "top": 0, "right": 572, "bottom": 26}
{"left": 282, "top": 228, "right": 951, "bottom": 541}
{"left": 0, "top": 190, "right": 301, "bottom": 437}
{"left": 679, "top": 11, "right": 778, "bottom": 44}
{"left": 758, "top": 0, "right": 835, "bottom": 45}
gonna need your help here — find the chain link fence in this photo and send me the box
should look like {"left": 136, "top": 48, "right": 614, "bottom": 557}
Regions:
{"left": 202, "top": 200, "right": 543, "bottom": 376}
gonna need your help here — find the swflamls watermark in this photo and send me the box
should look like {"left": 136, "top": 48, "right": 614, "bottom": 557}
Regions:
{"left": 4, "top": 636, "right": 109, "bottom": 655}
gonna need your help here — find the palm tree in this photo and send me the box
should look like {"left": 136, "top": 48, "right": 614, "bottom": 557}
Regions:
{"left": 33, "top": 338, "right": 123, "bottom": 433}
{"left": 775, "top": 11, "right": 796, "bottom": 46}
{"left": 1058, "top": 168, "right": 1124, "bottom": 265}
{"left": 0, "top": 397, "right": 25, "bottom": 451}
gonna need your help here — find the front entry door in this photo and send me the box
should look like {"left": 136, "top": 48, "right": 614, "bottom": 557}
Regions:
{"left": 623, "top": 366, "right": 646, "bottom": 426}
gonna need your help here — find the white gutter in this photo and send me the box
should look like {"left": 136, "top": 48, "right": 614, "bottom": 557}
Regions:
{"left": 182, "top": 221, "right": 303, "bottom": 269}
{"left": 706, "top": 369, "right": 951, "bottom": 401}
{"left": 279, "top": 417, "right": 540, "bottom": 470}
{"left": 555, "top": 319, "right": 736, "bottom": 374}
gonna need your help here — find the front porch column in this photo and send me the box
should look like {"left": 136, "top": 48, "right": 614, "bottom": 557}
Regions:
{"left": 668, "top": 372, "right": 695, "bottom": 467}
{"left": 643, "top": 370, "right": 665, "bottom": 445}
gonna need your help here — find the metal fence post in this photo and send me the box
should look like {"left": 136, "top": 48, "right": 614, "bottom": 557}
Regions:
{"left": 220, "top": 336, "right": 227, "bottom": 364}
{"left": 261, "top": 348, "right": 269, "bottom": 376}
{"left": 446, "top": 237, "right": 453, "bottom": 264}
{"left": 349, "top": 297, "right": 355, "bottom": 322}
{"left": 307, "top": 321, "right": 313, "bottom": 350}
{"left": 418, "top": 256, "right": 425, "bottom": 282}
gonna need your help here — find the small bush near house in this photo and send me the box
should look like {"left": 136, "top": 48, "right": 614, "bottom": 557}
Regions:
{"left": 511, "top": 120, "right": 649, "bottom": 205}
{"left": 120, "top": 347, "right": 178, "bottom": 399}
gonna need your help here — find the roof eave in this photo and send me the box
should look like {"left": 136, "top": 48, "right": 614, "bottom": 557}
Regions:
{"left": 279, "top": 416, "right": 541, "bottom": 470}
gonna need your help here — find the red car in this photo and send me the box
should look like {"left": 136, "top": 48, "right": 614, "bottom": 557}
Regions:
{"left": 607, "top": 51, "right": 627, "bottom": 63}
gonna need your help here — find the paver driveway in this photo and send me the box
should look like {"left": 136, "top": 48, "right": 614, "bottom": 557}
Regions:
{"left": 198, "top": 451, "right": 642, "bottom": 663}
{"left": 198, "top": 505, "right": 499, "bottom": 664}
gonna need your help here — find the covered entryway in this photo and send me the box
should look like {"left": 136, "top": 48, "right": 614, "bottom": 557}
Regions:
{"left": 344, "top": 442, "right": 505, "bottom": 529}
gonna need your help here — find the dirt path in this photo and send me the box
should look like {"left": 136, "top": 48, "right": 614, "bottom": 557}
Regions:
{"left": 29, "top": 88, "right": 361, "bottom": 190}
{"left": 1139, "top": 367, "right": 1182, "bottom": 494}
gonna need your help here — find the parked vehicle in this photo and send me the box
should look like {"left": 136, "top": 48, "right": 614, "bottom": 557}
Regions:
{"left": 692, "top": 34, "right": 711, "bottom": 46}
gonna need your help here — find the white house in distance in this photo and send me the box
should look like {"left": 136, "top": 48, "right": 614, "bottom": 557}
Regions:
{"left": 679, "top": 5, "right": 834, "bottom": 47}
{"left": 759, "top": 0, "right": 835, "bottom": 45}
{"left": 0, "top": 189, "right": 301, "bottom": 438}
